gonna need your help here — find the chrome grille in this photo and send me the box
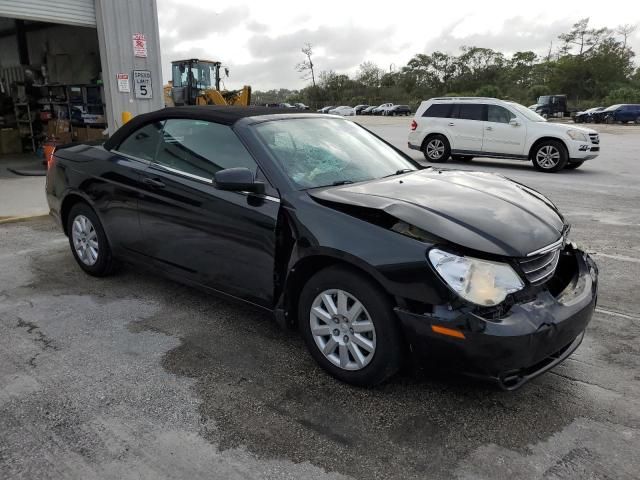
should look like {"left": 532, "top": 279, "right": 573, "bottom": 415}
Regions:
{"left": 589, "top": 133, "right": 599, "bottom": 144}
{"left": 518, "top": 248, "right": 561, "bottom": 285}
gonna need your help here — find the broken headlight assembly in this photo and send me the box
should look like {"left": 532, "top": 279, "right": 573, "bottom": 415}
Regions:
{"left": 428, "top": 249, "right": 525, "bottom": 306}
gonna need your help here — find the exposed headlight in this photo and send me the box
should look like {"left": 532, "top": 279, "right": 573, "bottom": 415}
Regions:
{"left": 567, "top": 129, "right": 588, "bottom": 142}
{"left": 428, "top": 249, "right": 524, "bottom": 306}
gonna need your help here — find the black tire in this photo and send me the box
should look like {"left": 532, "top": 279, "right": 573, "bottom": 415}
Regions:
{"left": 422, "top": 134, "right": 451, "bottom": 163}
{"left": 531, "top": 139, "right": 569, "bottom": 172}
{"left": 298, "top": 266, "right": 403, "bottom": 387}
{"left": 605, "top": 116, "right": 614, "bottom": 124}
{"left": 451, "top": 154, "right": 473, "bottom": 162}
{"left": 566, "top": 161, "right": 584, "bottom": 169}
{"left": 66, "top": 202, "right": 115, "bottom": 276}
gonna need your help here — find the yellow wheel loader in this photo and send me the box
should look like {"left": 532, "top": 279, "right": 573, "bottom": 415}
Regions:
{"left": 164, "top": 59, "right": 251, "bottom": 107}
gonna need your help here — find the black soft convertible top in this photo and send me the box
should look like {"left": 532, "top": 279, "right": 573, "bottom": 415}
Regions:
{"left": 104, "top": 106, "right": 301, "bottom": 150}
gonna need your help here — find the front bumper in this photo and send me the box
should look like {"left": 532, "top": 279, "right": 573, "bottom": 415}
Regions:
{"left": 395, "top": 246, "right": 598, "bottom": 390}
{"left": 567, "top": 139, "right": 599, "bottom": 161}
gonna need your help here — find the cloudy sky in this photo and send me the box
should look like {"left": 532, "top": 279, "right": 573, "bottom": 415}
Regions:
{"left": 156, "top": 0, "right": 640, "bottom": 91}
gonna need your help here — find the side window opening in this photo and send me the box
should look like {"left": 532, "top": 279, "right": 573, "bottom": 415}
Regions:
{"left": 457, "top": 103, "right": 485, "bottom": 121}
{"left": 487, "top": 105, "right": 516, "bottom": 124}
{"left": 423, "top": 103, "right": 452, "bottom": 118}
{"left": 117, "top": 121, "right": 165, "bottom": 161}
{"left": 154, "top": 119, "right": 258, "bottom": 179}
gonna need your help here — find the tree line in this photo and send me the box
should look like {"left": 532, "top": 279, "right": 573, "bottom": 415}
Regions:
{"left": 252, "top": 19, "right": 640, "bottom": 109}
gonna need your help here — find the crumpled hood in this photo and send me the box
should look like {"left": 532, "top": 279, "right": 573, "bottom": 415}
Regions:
{"left": 309, "top": 169, "right": 566, "bottom": 257}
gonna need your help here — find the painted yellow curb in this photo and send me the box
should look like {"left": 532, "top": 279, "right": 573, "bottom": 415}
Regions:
{"left": 0, "top": 214, "right": 50, "bottom": 225}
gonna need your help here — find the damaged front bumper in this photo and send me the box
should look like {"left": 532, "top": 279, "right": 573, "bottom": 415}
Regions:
{"left": 395, "top": 245, "right": 598, "bottom": 390}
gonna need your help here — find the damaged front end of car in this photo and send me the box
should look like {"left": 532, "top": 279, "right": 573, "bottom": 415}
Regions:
{"left": 395, "top": 242, "right": 598, "bottom": 390}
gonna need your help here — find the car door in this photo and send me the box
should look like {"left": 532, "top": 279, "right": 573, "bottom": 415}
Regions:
{"left": 137, "top": 118, "right": 280, "bottom": 307}
{"left": 448, "top": 103, "right": 485, "bottom": 152}
{"left": 102, "top": 121, "right": 166, "bottom": 253}
{"left": 481, "top": 104, "right": 527, "bottom": 156}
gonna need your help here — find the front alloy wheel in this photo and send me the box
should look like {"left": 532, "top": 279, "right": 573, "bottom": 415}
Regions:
{"left": 532, "top": 140, "right": 568, "bottom": 172}
{"left": 298, "top": 266, "right": 402, "bottom": 386}
{"left": 310, "top": 289, "right": 376, "bottom": 371}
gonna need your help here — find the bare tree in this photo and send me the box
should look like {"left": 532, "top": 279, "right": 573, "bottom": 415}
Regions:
{"left": 616, "top": 24, "right": 637, "bottom": 50}
{"left": 296, "top": 43, "right": 316, "bottom": 87}
{"left": 559, "top": 18, "right": 610, "bottom": 56}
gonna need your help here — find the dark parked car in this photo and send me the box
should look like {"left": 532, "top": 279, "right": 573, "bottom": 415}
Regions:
{"left": 602, "top": 104, "right": 640, "bottom": 124}
{"left": 574, "top": 107, "right": 604, "bottom": 123}
{"left": 46, "top": 106, "right": 598, "bottom": 389}
{"left": 360, "top": 106, "right": 377, "bottom": 115}
{"left": 294, "top": 103, "right": 310, "bottom": 110}
{"left": 384, "top": 105, "right": 411, "bottom": 116}
{"left": 317, "top": 106, "right": 335, "bottom": 113}
{"left": 354, "top": 104, "right": 370, "bottom": 115}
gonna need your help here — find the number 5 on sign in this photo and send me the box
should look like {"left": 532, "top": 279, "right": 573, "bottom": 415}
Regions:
{"left": 133, "top": 70, "right": 153, "bottom": 99}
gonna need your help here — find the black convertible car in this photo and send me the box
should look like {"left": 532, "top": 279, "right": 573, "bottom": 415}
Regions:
{"left": 46, "top": 106, "right": 598, "bottom": 389}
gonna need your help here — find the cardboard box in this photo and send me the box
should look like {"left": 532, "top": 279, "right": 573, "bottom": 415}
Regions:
{"left": 55, "top": 119, "right": 70, "bottom": 134}
{"left": 0, "top": 128, "right": 22, "bottom": 154}
{"left": 75, "top": 127, "right": 107, "bottom": 143}
{"left": 46, "top": 119, "right": 71, "bottom": 137}
{"left": 54, "top": 132, "right": 73, "bottom": 145}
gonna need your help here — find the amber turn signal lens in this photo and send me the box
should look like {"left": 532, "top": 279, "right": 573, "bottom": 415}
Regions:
{"left": 431, "top": 325, "right": 465, "bottom": 339}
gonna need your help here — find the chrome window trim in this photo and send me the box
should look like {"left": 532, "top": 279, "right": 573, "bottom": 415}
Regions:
{"left": 112, "top": 149, "right": 151, "bottom": 165}
{"left": 148, "top": 162, "right": 214, "bottom": 184}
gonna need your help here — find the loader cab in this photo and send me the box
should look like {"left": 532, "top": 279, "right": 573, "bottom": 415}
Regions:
{"left": 170, "top": 59, "right": 221, "bottom": 106}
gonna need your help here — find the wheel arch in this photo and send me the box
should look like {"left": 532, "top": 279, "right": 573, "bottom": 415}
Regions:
{"left": 60, "top": 192, "right": 94, "bottom": 236}
{"left": 528, "top": 136, "right": 569, "bottom": 160}
{"left": 281, "top": 252, "right": 395, "bottom": 328}
{"left": 421, "top": 131, "right": 452, "bottom": 152}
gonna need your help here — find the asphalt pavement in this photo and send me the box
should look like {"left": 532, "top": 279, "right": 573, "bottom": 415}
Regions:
{"left": 1, "top": 119, "right": 639, "bottom": 479}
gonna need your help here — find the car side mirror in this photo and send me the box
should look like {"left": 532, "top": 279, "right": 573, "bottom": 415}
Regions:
{"left": 214, "top": 167, "right": 265, "bottom": 194}
{"left": 509, "top": 118, "right": 521, "bottom": 127}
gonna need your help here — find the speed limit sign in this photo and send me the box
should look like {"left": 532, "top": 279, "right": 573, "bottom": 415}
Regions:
{"left": 133, "top": 70, "right": 153, "bottom": 99}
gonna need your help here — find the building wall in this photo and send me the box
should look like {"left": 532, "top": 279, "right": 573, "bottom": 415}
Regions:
{"left": 95, "top": 0, "right": 163, "bottom": 133}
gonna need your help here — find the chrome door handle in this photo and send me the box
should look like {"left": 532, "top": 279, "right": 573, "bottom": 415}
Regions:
{"left": 486, "top": 126, "right": 493, "bottom": 131}
{"left": 448, "top": 122, "right": 455, "bottom": 126}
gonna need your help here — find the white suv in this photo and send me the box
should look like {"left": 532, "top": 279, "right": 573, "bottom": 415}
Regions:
{"left": 408, "top": 97, "right": 600, "bottom": 172}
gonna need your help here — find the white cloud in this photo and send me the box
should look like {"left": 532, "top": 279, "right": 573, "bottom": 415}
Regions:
{"left": 157, "top": 0, "right": 640, "bottom": 90}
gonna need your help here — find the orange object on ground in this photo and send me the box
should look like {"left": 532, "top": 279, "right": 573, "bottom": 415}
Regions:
{"left": 44, "top": 142, "right": 57, "bottom": 166}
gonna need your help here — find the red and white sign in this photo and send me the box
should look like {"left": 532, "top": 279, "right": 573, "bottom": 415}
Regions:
{"left": 132, "top": 33, "right": 147, "bottom": 58}
{"left": 116, "top": 73, "right": 130, "bottom": 93}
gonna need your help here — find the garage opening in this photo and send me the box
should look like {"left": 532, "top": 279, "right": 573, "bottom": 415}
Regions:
{"left": 0, "top": 17, "right": 107, "bottom": 169}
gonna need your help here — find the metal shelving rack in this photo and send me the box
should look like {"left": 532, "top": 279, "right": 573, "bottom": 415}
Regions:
{"left": 13, "top": 102, "right": 36, "bottom": 152}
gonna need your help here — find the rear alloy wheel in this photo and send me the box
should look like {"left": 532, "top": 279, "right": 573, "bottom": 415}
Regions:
{"left": 67, "top": 203, "right": 114, "bottom": 276}
{"left": 299, "top": 266, "right": 402, "bottom": 386}
{"left": 423, "top": 135, "right": 450, "bottom": 163}
{"left": 532, "top": 140, "right": 568, "bottom": 172}
{"left": 566, "top": 161, "right": 584, "bottom": 169}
